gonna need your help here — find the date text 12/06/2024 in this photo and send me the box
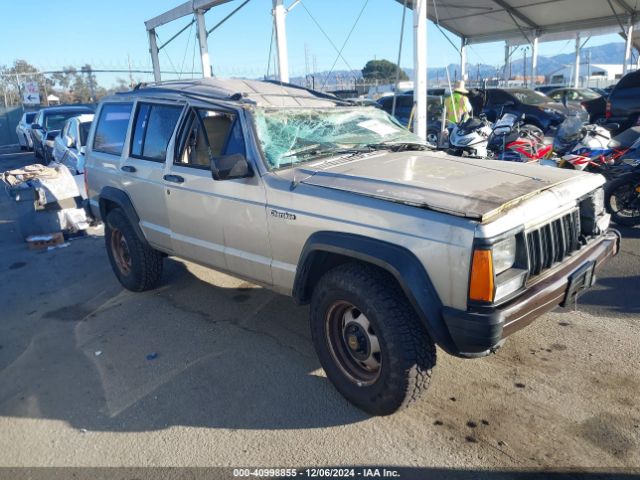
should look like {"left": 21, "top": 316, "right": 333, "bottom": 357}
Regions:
{"left": 233, "top": 468, "right": 401, "bottom": 478}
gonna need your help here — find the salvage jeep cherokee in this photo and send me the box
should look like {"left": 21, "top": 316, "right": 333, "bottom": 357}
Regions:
{"left": 84, "top": 79, "right": 620, "bottom": 415}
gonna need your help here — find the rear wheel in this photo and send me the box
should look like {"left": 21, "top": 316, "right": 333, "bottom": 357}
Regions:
{"left": 310, "top": 263, "right": 436, "bottom": 415}
{"left": 105, "top": 208, "right": 164, "bottom": 291}
{"left": 605, "top": 174, "right": 640, "bottom": 226}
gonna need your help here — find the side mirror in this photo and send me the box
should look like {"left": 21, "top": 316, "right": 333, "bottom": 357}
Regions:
{"left": 210, "top": 153, "right": 252, "bottom": 181}
{"left": 64, "top": 135, "right": 75, "bottom": 148}
{"left": 31, "top": 123, "right": 42, "bottom": 130}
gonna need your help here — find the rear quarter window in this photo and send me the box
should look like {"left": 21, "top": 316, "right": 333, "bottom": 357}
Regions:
{"left": 93, "top": 103, "right": 133, "bottom": 155}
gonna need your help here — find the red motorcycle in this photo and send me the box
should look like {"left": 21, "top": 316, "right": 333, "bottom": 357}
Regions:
{"left": 487, "top": 113, "right": 553, "bottom": 163}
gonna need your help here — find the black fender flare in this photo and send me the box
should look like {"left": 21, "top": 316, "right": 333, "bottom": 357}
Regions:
{"left": 293, "top": 231, "right": 458, "bottom": 354}
{"left": 99, "top": 186, "right": 148, "bottom": 246}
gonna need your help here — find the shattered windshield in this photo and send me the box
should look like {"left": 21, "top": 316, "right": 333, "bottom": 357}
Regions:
{"left": 253, "top": 107, "right": 426, "bottom": 169}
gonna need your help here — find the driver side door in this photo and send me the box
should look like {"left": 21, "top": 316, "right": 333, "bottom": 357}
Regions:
{"left": 165, "top": 106, "right": 272, "bottom": 285}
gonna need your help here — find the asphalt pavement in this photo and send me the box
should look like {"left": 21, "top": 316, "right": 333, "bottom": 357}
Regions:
{"left": 0, "top": 150, "right": 638, "bottom": 477}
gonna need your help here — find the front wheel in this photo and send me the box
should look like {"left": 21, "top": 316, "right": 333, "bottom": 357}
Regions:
{"left": 310, "top": 263, "right": 436, "bottom": 415}
{"left": 605, "top": 173, "right": 640, "bottom": 226}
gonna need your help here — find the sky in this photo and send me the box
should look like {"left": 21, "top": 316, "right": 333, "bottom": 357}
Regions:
{"left": 0, "top": 0, "right": 625, "bottom": 87}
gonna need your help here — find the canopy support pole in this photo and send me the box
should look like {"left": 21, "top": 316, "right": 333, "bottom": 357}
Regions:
{"left": 148, "top": 29, "right": 161, "bottom": 82}
{"left": 413, "top": 0, "right": 427, "bottom": 140}
{"left": 272, "top": 0, "right": 289, "bottom": 83}
{"left": 624, "top": 16, "right": 634, "bottom": 75}
{"left": 196, "top": 9, "right": 212, "bottom": 77}
{"left": 531, "top": 35, "right": 539, "bottom": 87}
{"left": 504, "top": 43, "right": 510, "bottom": 85}
{"left": 574, "top": 33, "right": 580, "bottom": 88}
{"left": 460, "top": 37, "right": 468, "bottom": 82}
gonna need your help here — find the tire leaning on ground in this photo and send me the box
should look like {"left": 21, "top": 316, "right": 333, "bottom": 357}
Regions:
{"left": 309, "top": 262, "right": 436, "bottom": 415}
{"left": 605, "top": 173, "right": 640, "bottom": 226}
{"left": 104, "top": 208, "right": 164, "bottom": 291}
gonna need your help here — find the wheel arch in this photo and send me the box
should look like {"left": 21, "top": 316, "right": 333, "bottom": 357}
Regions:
{"left": 293, "top": 231, "right": 458, "bottom": 354}
{"left": 99, "top": 186, "right": 149, "bottom": 246}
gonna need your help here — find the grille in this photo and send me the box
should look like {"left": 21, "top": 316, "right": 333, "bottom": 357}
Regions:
{"left": 526, "top": 210, "right": 581, "bottom": 276}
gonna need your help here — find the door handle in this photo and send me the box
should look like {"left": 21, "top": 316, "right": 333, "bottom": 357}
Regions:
{"left": 163, "top": 174, "right": 185, "bottom": 184}
{"left": 121, "top": 165, "right": 137, "bottom": 173}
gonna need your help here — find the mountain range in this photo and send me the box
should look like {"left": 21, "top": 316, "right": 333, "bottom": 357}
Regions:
{"left": 289, "top": 42, "right": 629, "bottom": 87}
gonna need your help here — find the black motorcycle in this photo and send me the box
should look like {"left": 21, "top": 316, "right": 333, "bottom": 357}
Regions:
{"left": 605, "top": 163, "right": 640, "bottom": 226}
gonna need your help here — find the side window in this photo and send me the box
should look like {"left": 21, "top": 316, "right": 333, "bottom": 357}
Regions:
{"left": 491, "top": 90, "right": 511, "bottom": 104}
{"left": 175, "top": 109, "right": 242, "bottom": 169}
{"left": 93, "top": 103, "right": 133, "bottom": 155}
{"left": 616, "top": 72, "right": 640, "bottom": 90}
{"left": 130, "top": 103, "right": 183, "bottom": 161}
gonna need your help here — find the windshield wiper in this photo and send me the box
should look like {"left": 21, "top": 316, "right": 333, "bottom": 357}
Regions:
{"left": 363, "top": 141, "right": 431, "bottom": 152}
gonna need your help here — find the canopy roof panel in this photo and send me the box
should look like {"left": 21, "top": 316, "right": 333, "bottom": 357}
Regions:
{"left": 398, "top": 0, "right": 639, "bottom": 45}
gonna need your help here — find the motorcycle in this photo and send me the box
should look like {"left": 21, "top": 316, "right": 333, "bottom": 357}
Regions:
{"left": 559, "top": 124, "right": 640, "bottom": 174}
{"left": 487, "top": 113, "right": 553, "bottom": 163}
{"left": 447, "top": 115, "right": 492, "bottom": 158}
{"left": 605, "top": 162, "right": 640, "bottom": 226}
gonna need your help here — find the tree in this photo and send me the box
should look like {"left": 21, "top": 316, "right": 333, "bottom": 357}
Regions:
{"left": 361, "top": 59, "right": 408, "bottom": 83}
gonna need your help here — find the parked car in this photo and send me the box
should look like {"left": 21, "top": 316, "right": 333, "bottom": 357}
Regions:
{"left": 535, "top": 85, "right": 565, "bottom": 94}
{"left": 15, "top": 111, "right": 37, "bottom": 150}
{"left": 85, "top": 78, "right": 618, "bottom": 415}
{"left": 581, "top": 95, "right": 608, "bottom": 123}
{"left": 605, "top": 70, "right": 640, "bottom": 131}
{"left": 377, "top": 94, "right": 443, "bottom": 144}
{"left": 546, "top": 87, "right": 601, "bottom": 104}
{"left": 590, "top": 87, "right": 609, "bottom": 97}
{"left": 52, "top": 113, "right": 94, "bottom": 174}
{"left": 477, "top": 88, "right": 588, "bottom": 132}
{"left": 30, "top": 105, "right": 94, "bottom": 163}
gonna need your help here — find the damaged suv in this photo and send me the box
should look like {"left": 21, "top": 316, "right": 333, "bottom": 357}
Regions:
{"left": 85, "top": 79, "right": 619, "bottom": 415}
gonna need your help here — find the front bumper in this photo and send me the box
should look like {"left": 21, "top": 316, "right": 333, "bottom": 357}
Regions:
{"left": 443, "top": 229, "right": 621, "bottom": 358}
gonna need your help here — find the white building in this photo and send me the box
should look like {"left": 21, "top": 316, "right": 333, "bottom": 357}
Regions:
{"left": 547, "top": 63, "right": 628, "bottom": 88}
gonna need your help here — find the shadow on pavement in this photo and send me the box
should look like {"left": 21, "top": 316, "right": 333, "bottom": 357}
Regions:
{"left": 0, "top": 251, "right": 368, "bottom": 432}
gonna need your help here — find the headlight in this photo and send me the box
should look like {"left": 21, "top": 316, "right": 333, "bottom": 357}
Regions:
{"left": 492, "top": 237, "right": 516, "bottom": 274}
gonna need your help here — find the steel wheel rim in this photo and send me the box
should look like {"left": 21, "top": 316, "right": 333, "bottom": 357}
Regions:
{"left": 427, "top": 132, "right": 439, "bottom": 144}
{"left": 111, "top": 228, "right": 132, "bottom": 275}
{"left": 325, "top": 301, "right": 382, "bottom": 386}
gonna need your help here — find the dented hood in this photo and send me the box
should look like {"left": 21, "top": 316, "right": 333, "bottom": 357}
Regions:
{"left": 293, "top": 151, "right": 602, "bottom": 223}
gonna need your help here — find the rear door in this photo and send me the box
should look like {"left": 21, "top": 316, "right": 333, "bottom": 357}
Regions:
{"left": 120, "top": 100, "right": 184, "bottom": 252}
{"left": 164, "top": 105, "right": 272, "bottom": 284}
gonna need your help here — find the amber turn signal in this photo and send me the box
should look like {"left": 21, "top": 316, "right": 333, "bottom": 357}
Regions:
{"left": 469, "top": 249, "right": 494, "bottom": 303}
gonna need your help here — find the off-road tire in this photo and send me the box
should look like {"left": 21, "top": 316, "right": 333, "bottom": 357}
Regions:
{"left": 105, "top": 208, "right": 164, "bottom": 291}
{"left": 605, "top": 173, "right": 640, "bottom": 226}
{"left": 310, "top": 262, "right": 436, "bottom": 415}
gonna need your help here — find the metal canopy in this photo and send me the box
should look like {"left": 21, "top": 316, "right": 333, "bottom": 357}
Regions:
{"left": 397, "top": 0, "right": 639, "bottom": 45}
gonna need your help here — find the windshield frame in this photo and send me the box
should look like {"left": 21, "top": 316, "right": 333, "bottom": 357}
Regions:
{"left": 250, "top": 105, "right": 427, "bottom": 172}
